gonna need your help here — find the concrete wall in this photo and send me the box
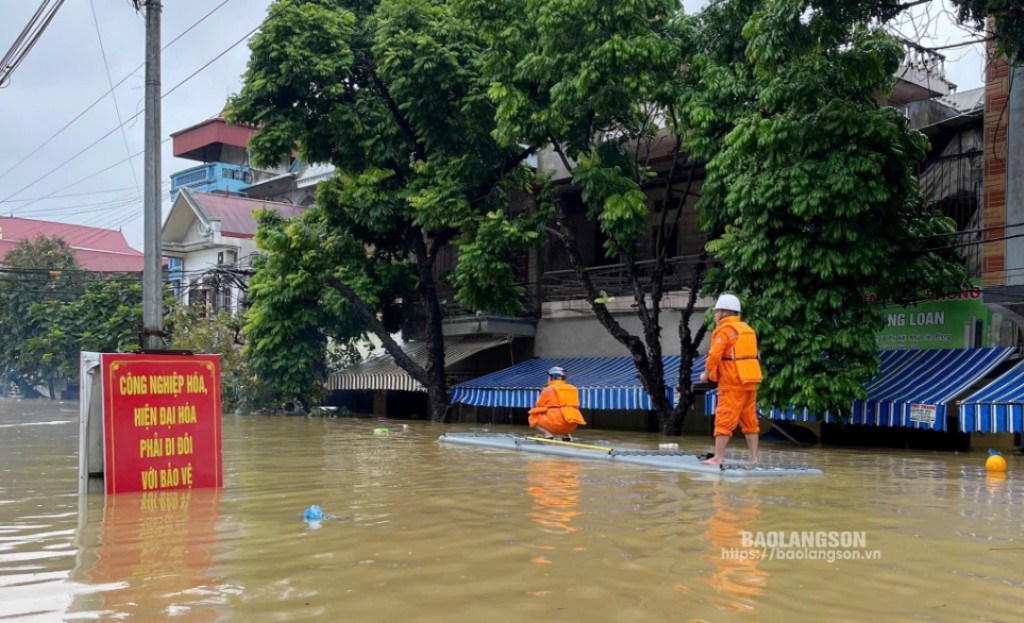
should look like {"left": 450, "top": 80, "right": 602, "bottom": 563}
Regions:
{"left": 534, "top": 308, "right": 711, "bottom": 358}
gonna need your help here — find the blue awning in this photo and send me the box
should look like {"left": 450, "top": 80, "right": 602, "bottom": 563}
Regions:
{"left": 703, "top": 349, "right": 1016, "bottom": 429}
{"left": 704, "top": 350, "right": 924, "bottom": 423}
{"left": 851, "top": 347, "right": 1015, "bottom": 430}
{"left": 959, "top": 359, "right": 1024, "bottom": 433}
{"left": 450, "top": 355, "right": 706, "bottom": 411}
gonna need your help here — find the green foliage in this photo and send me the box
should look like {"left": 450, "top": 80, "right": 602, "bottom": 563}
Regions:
{"left": 0, "top": 236, "right": 81, "bottom": 392}
{"left": 465, "top": 0, "right": 696, "bottom": 276}
{"left": 452, "top": 180, "right": 552, "bottom": 314}
{"left": 687, "top": 0, "right": 968, "bottom": 416}
{"left": 28, "top": 279, "right": 143, "bottom": 380}
{"left": 574, "top": 149, "right": 653, "bottom": 258}
{"left": 165, "top": 305, "right": 251, "bottom": 410}
{"left": 230, "top": 0, "right": 1007, "bottom": 423}
{"left": 230, "top": 0, "right": 545, "bottom": 413}
{"left": 242, "top": 207, "right": 368, "bottom": 410}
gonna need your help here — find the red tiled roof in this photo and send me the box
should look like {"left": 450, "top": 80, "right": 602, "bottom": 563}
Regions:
{"left": 186, "top": 190, "right": 307, "bottom": 238}
{"left": 0, "top": 216, "right": 144, "bottom": 272}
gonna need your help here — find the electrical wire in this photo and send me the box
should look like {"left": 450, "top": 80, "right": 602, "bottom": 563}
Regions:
{"left": 0, "top": 0, "right": 300, "bottom": 208}
{"left": 0, "top": 0, "right": 238, "bottom": 184}
{"left": 0, "top": 0, "right": 67, "bottom": 88}
{"left": 89, "top": 0, "right": 140, "bottom": 194}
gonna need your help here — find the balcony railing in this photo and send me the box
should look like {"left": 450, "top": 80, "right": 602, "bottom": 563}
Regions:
{"left": 900, "top": 37, "right": 947, "bottom": 79}
{"left": 542, "top": 256, "right": 709, "bottom": 303}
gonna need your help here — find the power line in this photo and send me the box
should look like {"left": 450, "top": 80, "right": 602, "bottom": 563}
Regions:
{"left": 932, "top": 230, "right": 1024, "bottom": 251}
{"left": 0, "top": 0, "right": 442, "bottom": 213}
{"left": 0, "top": 0, "right": 68, "bottom": 88}
{"left": 0, "top": 186, "right": 141, "bottom": 202}
{"left": 89, "top": 0, "right": 140, "bottom": 195}
{"left": 3, "top": 182, "right": 170, "bottom": 243}
{"left": 921, "top": 219, "right": 1024, "bottom": 239}
{"left": 0, "top": 0, "right": 237, "bottom": 184}
{"left": 9, "top": 145, "right": 154, "bottom": 215}
{"left": 0, "top": 0, "right": 298, "bottom": 209}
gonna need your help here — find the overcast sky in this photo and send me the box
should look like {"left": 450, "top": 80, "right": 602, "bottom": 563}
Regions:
{"left": 0, "top": 0, "right": 989, "bottom": 251}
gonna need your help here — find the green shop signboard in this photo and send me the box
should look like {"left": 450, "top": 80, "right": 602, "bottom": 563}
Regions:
{"left": 875, "top": 283, "right": 990, "bottom": 350}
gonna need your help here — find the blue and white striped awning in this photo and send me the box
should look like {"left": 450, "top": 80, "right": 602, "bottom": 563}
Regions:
{"left": 450, "top": 355, "right": 706, "bottom": 411}
{"left": 851, "top": 347, "right": 1015, "bottom": 430}
{"left": 327, "top": 336, "right": 509, "bottom": 392}
{"left": 704, "top": 350, "right": 923, "bottom": 423}
{"left": 959, "top": 359, "right": 1024, "bottom": 433}
{"left": 704, "top": 349, "right": 1017, "bottom": 429}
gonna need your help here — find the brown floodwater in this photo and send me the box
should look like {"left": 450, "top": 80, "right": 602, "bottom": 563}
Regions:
{"left": 1, "top": 399, "right": 1022, "bottom": 622}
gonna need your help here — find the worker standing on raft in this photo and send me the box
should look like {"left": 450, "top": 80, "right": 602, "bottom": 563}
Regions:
{"left": 529, "top": 366, "right": 586, "bottom": 441}
{"left": 700, "top": 294, "right": 763, "bottom": 466}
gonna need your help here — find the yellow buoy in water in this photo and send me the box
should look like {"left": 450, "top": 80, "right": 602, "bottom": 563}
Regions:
{"left": 986, "top": 450, "right": 1007, "bottom": 473}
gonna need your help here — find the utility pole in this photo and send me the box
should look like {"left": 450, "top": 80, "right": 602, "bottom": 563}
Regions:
{"left": 142, "top": 0, "right": 163, "bottom": 350}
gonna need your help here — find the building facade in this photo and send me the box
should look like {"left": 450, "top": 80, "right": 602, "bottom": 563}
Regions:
{"left": 161, "top": 189, "right": 305, "bottom": 314}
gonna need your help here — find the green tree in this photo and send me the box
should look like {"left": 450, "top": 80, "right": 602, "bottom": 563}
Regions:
{"left": 0, "top": 236, "right": 80, "bottom": 398}
{"left": 28, "top": 278, "right": 144, "bottom": 394}
{"left": 165, "top": 305, "right": 254, "bottom": 411}
{"left": 463, "top": 0, "right": 708, "bottom": 434}
{"left": 684, "top": 0, "right": 968, "bottom": 417}
{"left": 230, "top": 0, "right": 542, "bottom": 421}
{"left": 241, "top": 207, "right": 366, "bottom": 412}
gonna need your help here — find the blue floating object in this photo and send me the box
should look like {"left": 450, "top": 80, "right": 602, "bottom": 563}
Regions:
{"left": 303, "top": 504, "right": 325, "bottom": 521}
{"left": 988, "top": 448, "right": 1003, "bottom": 456}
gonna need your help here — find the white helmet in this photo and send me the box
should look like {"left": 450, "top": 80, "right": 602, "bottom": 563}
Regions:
{"left": 715, "top": 293, "right": 741, "bottom": 313}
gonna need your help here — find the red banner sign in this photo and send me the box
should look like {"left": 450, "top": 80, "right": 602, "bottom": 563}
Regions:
{"left": 102, "top": 353, "right": 223, "bottom": 494}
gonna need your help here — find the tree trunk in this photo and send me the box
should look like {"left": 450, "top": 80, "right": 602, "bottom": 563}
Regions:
{"left": 414, "top": 234, "right": 450, "bottom": 423}
{"left": 324, "top": 274, "right": 449, "bottom": 420}
{"left": 47, "top": 375, "right": 55, "bottom": 401}
{"left": 673, "top": 254, "right": 710, "bottom": 433}
{"left": 551, "top": 219, "right": 675, "bottom": 430}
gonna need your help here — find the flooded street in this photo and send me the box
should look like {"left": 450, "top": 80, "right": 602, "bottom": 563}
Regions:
{"left": 1, "top": 400, "right": 1023, "bottom": 622}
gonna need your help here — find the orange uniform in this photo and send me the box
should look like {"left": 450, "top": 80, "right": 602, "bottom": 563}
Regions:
{"left": 706, "top": 316, "right": 761, "bottom": 437}
{"left": 528, "top": 380, "right": 586, "bottom": 436}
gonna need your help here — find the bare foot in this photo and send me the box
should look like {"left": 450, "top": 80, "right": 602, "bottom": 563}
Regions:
{"left": 701, "top": 456, "right": 723, "bottom": 466}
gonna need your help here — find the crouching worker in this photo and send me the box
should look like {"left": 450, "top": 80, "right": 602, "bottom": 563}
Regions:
{"left": 529, "top": 367, "right": 586, "bottom": 441}
{"left": 700, "top": 294, "right": 763, "bottom": 466}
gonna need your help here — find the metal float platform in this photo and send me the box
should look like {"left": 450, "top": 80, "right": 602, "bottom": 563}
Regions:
{"left": 437, "top": 432, "right": 823, "bottom": 478}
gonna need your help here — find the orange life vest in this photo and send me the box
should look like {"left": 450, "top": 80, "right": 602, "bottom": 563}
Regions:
{"left": 530, "top": 380, "right": 586, "bottom": 425}
{"left": 727, "top": 321, "right": 762, "bottom": 385}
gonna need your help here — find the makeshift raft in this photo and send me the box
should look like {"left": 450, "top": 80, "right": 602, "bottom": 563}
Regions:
{"left": 438, "top": 432, "right": 823, "bottom": 478}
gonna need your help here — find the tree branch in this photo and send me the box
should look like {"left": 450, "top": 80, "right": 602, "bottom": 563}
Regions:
{"left": 547, "top": 220, "right": 649, "bottom": 368}
{"left": 324, "top": 274, "right": 429, "bottom": 388}
{"left": 653, "top": 135, "right": 684, "bottom": 306}
{"left": 467, "top": 145, "right": 537, "bottom": 207}
{"left": 549, "top": 135, "right": 575, "bottom": 173}
{"left": 369, "top": 68, "right": 427, "bottom": 162}
{"left": 426, "top": 227, "right": 459, "bottom": 263}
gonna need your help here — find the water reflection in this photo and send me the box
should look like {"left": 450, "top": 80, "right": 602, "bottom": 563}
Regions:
{"left": 699, "top": 484, "right": 768, "bottom": 614}
{"left": 2, "top": 401, "right": 1024, "bottom": 622}
{"left": 74, "top": 489, "right": 221, "bottom": 621}
{"left": 526, "top": 460, "right": 581, "bottom": 534}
